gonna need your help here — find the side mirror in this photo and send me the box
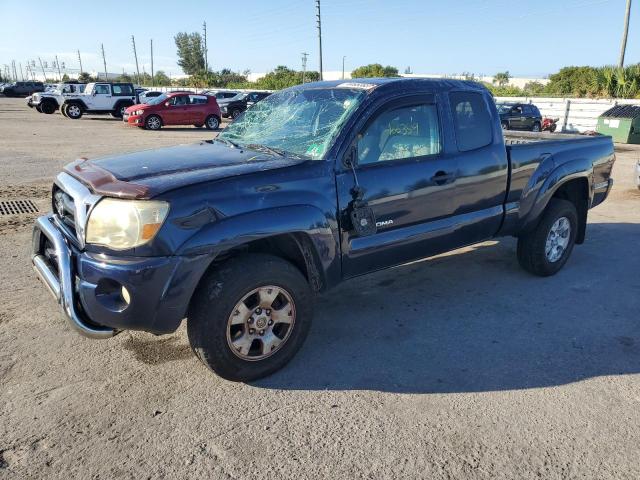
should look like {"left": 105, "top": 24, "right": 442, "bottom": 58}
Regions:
{"left": 92, "top": 91, "right": 97, "bottom": 96}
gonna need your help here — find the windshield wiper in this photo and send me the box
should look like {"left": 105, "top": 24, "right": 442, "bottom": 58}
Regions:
{"left": 244, "top": 143, "right": 286, "bottom": 157}
{"left": 215, "top": 137, "right": 241, "bottom": 149}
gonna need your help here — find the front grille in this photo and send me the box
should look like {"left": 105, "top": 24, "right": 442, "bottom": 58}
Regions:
{"left": 52, "top": 185, "right": 78, "bottom": 238}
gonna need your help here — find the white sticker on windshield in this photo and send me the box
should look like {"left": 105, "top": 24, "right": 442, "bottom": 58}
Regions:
{"left": 336, "top": 82, "right": 376, "bottom": 90}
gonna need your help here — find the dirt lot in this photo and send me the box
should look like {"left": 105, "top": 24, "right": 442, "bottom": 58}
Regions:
{"left": 1, "top": 96, "right": 639, "bottom": 479}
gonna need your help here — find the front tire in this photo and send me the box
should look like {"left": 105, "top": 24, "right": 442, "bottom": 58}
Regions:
{"left": 187, "top": 254, "right": 313, "bottom": 382}
{"left": 501, "top": 121, "right": 509, "bottom": 130}
{"left": 230, "top": 108, "right": 242, "bottom": 120}
{"left": 41, "top": 101, "right": 57, "bottom": 114}
{"left": 205, "top": 115, "right": 220, "bottom": 130}
{"left": 65, "top": 103, "right": 83, "bottom": 119}
{"left": 517, "top": 198, "right": 578, "bottom": 276}
{"left": 145, "top": 114, "right": 162, "bottom": 130}
{"left": 532, "top": 122, "right": 541, "bottom": 132}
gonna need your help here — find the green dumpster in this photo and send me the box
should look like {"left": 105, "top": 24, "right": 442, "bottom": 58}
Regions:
{"left": 596, "top": 105, "right": 640, "bottom": 144}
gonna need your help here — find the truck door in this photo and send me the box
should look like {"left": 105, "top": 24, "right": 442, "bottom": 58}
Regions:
{"left": 336, "top": 94, "right": 459, "bottom": 278}
{"left": 92, "top": 84, "right": 113, "bottom": 110}
{"left": 447, "top": 91, "right": 509, "bottom": 244}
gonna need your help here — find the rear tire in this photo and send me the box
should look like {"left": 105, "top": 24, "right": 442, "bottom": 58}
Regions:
{"left": 187, "top": 254, "right": 313, "bottom": 382}
{"left": 501, "top": 121, "right": 509, "bottom": 130}
{"left": 145, "top": 115, "right": 162, "bottom": 130}
{"left": 60, "top": 104, "right": 68, "bottom": 117}
{"left": 35, "top": 104, "right": 43, "bottom": 113}
{"left": 517, "top": 198, "right": 578, "bottom": 277}
{"left": 550, "top": 123, "right": 557, "bottom": 133}
{"left": 205, "top": 115, "right": 220, "bottom": 130}
{"left": 230, "top": 108, "right": 242, "bottom": 120}
{"left": 532, "top": 122, "right": 541, "bottom": 132}
{"left": 112, "top": 103, "right": 130, "bottom": 118}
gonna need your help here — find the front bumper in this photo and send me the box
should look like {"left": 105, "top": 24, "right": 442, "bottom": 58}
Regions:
{"left": 32, "top": 214, "right": 209, "bottom": 337}
{"left": 124, "top": 113, "right": 143, "bottom": 125}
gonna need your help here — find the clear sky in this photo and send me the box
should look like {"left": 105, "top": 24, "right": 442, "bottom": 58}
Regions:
{"left": 0, "top": 0, "right": 636, "bottom": 78}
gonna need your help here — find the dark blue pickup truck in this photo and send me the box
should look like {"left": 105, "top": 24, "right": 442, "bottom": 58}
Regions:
{"left": 32, "top": 78, "right": 615, "bottom": 381}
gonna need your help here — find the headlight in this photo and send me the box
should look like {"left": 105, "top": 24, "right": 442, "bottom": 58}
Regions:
{"left": 86, "top": 198, "right": 169, "bottom": 250}
{"left": 135, "top": 110, "right": 144, "bottom": 115}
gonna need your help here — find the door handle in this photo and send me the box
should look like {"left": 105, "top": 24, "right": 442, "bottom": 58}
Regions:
{"left": 431, "top": 171, "right": 455, "bottom": 185}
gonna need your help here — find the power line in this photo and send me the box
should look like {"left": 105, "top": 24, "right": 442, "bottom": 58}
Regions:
{"left": 77, "top": 49, "right": 83, "bottom": 76}
{"left": 132, "top": 36, "right": 140, "bottom": 84}
{"left": 101, "top": 44, "right": 107, "bottom": 80}
{"left": 619, "top": 0, "right": 632, "bottom": 68}
{"left": 316, "top": 0, "right": 323, "bottom": 81}
{"left": 203, "top": 21, "right": 208, "bottom": 73}
{"left": 301, "top": 52, "right": 309, "bottom": 83}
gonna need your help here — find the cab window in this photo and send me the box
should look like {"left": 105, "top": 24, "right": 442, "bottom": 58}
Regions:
{"left": 94, "top": 84, "right": 110, "bottom": 95}
{"left": 449, "top": 92, "right": 493, "bottom": 152}
{"left": 189, "top": 95, "right": 208, "bottom": 105}
{"left": 358, "top": 104, "right": 441, "bottom": 165}
{"left": 112, "top": 84, "right": 133, "bottom": 96}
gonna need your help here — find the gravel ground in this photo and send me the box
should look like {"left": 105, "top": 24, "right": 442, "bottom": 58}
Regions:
{"left": 1, "top": 97, "right": 639, "bottom": 479}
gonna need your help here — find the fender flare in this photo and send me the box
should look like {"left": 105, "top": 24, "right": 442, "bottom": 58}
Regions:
{"left": 113, "top": 99, "right": 133, "bottom": 112}
{"left": 175, "top": 204, "right": 341, "bottom": 291}
{"left": 521, "top": 158, "right": 592, "bottom": 233}
{"left": 63, "top": 98, "right": 87, "bottom": 111}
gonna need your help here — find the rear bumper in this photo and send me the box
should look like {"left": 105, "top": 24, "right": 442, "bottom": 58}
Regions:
{"left": 592, "top": 178, "right": 614, "bottom": 208}
{"left": 32, "top": 214, "right": 209, "bottom": 337}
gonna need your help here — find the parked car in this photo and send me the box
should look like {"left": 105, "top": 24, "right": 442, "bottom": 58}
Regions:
{"left": 222, "top": 91, "right": 271, "bottom": 119}
{"left": 137, "top": 90, "right": 163, "bottom": 104}
{"left": 123, "top": 92, "right": 221, "bottom": 130}
{"left": 497, "top": 102, "right": 543, "bottom": 131}
{"left": 59, "top": 82, "right": 137, "bottom": 119}
{"left": 31, "top": 78, "right": 615, "bottom": 382}
{"left": 2, "top": 81, "right": 45, "bottom": 97}
{"left": 29, "top": 83, "right": 86, "bottom": 114}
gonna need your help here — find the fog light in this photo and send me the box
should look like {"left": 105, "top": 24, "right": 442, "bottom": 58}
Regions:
{"left": 121, "top": 286, "right": 131, "bottom": 305}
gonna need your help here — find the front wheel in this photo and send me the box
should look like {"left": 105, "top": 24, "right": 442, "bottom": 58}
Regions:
{"left": 187, "top": 254, "right": 313, "bottom": 381}
{"left": 501, "top": 121, "right": 509, "bottom": 130}
{"left": 531, "top": 122, "right": 541, "bottom": 132}
{"left": 145, "top": 115, "right": 162, "bottom": 130}
{"left": 41, "top": 101, "right": 56, "bottom": 114}
{"left": 517, "top": 199, "right": 578, "bottom": 276}
{"left": 65, "top": 103, "right": 83, "bottom": 119}
{"left": 230, "top": 108, "right": 242, "bottom": 120}
{"left": 205, "top": 115, "right": 220, "bottom": 130}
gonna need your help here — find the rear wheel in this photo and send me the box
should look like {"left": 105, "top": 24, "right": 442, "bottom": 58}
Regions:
{"left": 205, "top": 115, "right": 220, "bottom": 130}
{"left": 145, "top": 115, "right": 162, "bottom": 130}
{"left": 111, "top": 103, "right": 130, "bottom": 118}
{"left": 517, "top": 199, "right": 578, "bottom": 276}
{"left": 187, "top": 254, "right": 313, "bottom": 381}
{"left": 501, "top": 121, "right": 509, "bottom": 130}
{"left": 230, "top": 108, "right": 242, "bottom": 120}
{"left": 65, "top": 103, "right": 83, "bottom": 119}
{"left": 35, "top": 104, "right": 43, "bottom": 113}
{"left": 532, "top": 122, "right": 541, "bottom": 132}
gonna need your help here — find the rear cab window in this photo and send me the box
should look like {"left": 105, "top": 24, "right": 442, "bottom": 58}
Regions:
{"left": 112, "top": 84, "right": 133, "bottom": 96}
{"left": 189, "top": 95, "right": 208, "bottom": 105}
{"left": 449, "top": 92, "right": 493, "bottom": 152}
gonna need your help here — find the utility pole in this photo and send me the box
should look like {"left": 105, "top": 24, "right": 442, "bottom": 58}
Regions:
{"left": 316, "top": 0, "right": 323, "bottom": 81}
{"left": 38, "top": 57, "right": 46, "bottom": 82}
{"left": 55, "top": 55, "right": 62, "bottom": 80}
{"left": 131, "top": 36, "right": 140, "bottom": 84}
{"left": 12, "top": 60, "right": 17, "bottom": 81}
{"left": 19, "top": 62, "right": 24, "bottom": 81}
{"left": 342, "top": 56, "right": 346, "bottom": 80}
{"left": 301, "top": 52, "right": 309, "bottom": 84}
{"left": 77, "top": 49, "right": 83, "bottom": 76}
{"left": 150, "top": 39, "right": 154, "bottom": 86}
{"left": 101, "top": 43, "right": 107, "bottom": 80}
{"left": 202, "top": 21, "right": 208, "bottom": 73}
{"left": 619, "top": 0, "right": 632, "bottom": 68}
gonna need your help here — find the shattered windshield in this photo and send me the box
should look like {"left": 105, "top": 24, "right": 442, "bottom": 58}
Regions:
{"left": 218, "top": 87, "right": 367, "bottom": 159}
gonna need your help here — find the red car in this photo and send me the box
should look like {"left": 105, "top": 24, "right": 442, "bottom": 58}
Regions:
{"left": 124, "top": 92, "right": 221, "bottom": 130}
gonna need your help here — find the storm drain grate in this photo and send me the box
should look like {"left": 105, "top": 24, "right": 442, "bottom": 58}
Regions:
{"left": 0, "top": 200, "right": 39, "bottom": 215}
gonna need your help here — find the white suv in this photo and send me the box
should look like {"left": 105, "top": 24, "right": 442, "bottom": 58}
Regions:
{"left": 60, "top": 82, "right": 137, "bottom": 119}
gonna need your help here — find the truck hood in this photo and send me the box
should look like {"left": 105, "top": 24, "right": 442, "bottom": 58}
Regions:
{"left": 64, "top": 141, "right": 307, "bottom": 199}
